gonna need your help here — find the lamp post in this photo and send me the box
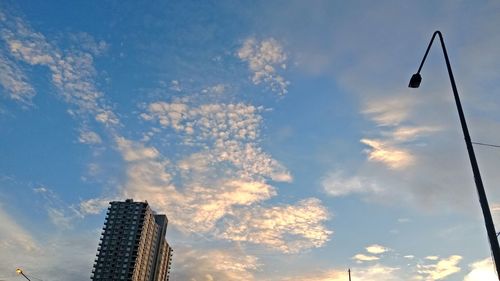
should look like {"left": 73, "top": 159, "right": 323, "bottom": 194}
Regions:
{"left": 409, "top": 30, "right": 500, "bottom": 280}
{"left": 15, "top": 269, "right": 32, "bottom": 281}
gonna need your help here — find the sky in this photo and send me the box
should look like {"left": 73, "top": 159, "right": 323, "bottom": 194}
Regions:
{"left": 1, "top": 0, "right": 500, "bottom": 280}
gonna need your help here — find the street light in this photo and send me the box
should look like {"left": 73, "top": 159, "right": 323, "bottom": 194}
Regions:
{"left": 409, "top": 30, "right": 500, "bottom": 280}
{"left": 15, "top": 269, "right": 32, "bottom": 281}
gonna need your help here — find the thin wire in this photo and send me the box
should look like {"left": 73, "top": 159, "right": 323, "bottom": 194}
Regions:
{"left": 472, "top": 141, "right": 500, "bottom": 148}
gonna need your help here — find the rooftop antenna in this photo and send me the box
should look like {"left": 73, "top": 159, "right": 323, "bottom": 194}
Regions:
{"left": 348, "top": 268, "right": 351, "bottom": 281}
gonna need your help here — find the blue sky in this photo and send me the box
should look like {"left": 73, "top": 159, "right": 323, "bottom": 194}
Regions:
{"left": 1, "top": 1, "right": 500, "bottom": 280}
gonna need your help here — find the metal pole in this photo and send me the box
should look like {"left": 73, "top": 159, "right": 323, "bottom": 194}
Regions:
{"left": 413, "top": 31, "right": 500, "bottom": 280}
{"left": 348, "top": 268, "right": 351, "bottom": 281}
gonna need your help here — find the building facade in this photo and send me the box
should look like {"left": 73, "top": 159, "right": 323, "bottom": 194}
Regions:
{"left": 91, "top": 199, "right": 173, "bottom": 281}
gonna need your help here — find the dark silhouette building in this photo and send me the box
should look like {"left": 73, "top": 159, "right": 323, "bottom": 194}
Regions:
{"left": 91, "top": 199, "right": 173, "bottom": 281}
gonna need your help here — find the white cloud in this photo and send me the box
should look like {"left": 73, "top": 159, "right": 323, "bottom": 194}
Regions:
{"left": 95, "top": 110, "right": 119, "bottom": 126}
{"left": 238, "top": 37, "right": 289, "bottom": 95}
{"left": 417, "top": 255, "right": 462, "bottom": 281}
{"left": 362, "top": 96, "right": 417, "bottom": 127}
{"left": 0, "top": 52, "right": 35, "bottom": 104}
{"left": 171, "top": 247, "right": 260, "bottom": 281}
{"left": 464, "top": 257, "right": 497, "bottom": 281}
{"left": 142, "top": 101, "right": 292, "bottom": 182}
{"left": 390, "top": 126, "right": 439, "bottom": 142}
{"left": 0, "top": 204, "right": 38, "bottom": 252}
{"left": 47, "top": 207, "right": 73, "bottom": 229}
{"left": 353, "top": 254, "right": 380, "bottom": 262}
{"left": 425, "top": 256, "right": 440, "bottom": 261}
{"left": 170, "top": 80, "right": 181, "bottom": 91}
{"left": 322, "top": 171, "right": 379, "bottom": 197}
{"left": 0, "top": 226, "right": 98, "bottom": 281}
{"left": 202, "top": 83, "right": 226, "bottom": 95}
{"left": 32, "top": 186, "right": 83, "bottom": 229}
{"left": 71, "top": 32, "right": 108, "bottom": 56}
{"left": 87, "top": 139, "right": 331, "bottom": 252}
{"left": 114, "top": 138, "right": 278, "bottom": 235}
{"left": 0, "top": 13, "right": 118, "bottom": 127}
{"left": 79, "top": 197, "right": 111, "bottom": 215}
{"left": 116, "top": 137, "right": 160, "bottom": 162}
{"left": 361, "top": 138, "right": 414, "bottom": 169}
{"left": 78, "top": 129, "right": 102, "bottom": 144}
{"left": 366, "top": 244, "right": 390, "bottom": 254}
{"left": 219, "top": 198, "right": 332, "bottom": 253}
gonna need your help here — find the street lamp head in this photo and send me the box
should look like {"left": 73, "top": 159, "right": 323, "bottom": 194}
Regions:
{"left": 408, "top": 73, "right": 422, "bottom": 88}
{"left": 16, "top": 268, "right": 22, "bottom": 274}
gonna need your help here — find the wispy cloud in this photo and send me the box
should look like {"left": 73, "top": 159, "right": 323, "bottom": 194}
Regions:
{"left": 238, "top": 37, "right": 289, "bottom": 95}
{"left": 78, "top": 129, "right": 102, "bottom": 145}
{"left": 353, "top": 254, "right": 380, "bottom": 262}
{"left": 417, "top": 255, "right": 462, "bottom": 281}
{"left": 361, "top": 138, "right": 414, "bottom": 169}
{"left": 464, "top": 257, "right": 497, "bottom": 281}
{"left": 171, "top": 246, "right": 260, "bottom": 281}
{"left": 32, "top": 186, "right": 83, "bottom": 229}
{"left": 0, "top": 51, "right": 35, "bottom": 105}
{"left": 0, "top": 13, "right": 118, "bottom": 126}
{"left": 0, "top": 203, "right": 38, "bottom": 253}
{"left": 362, "top": 96, "right": 417, "bottom": 127}
{"left": 322, "top": 170, "right": 380, "bottom": 197}
{"left": 425, "top": 255, "right": 440, "bottom": 261}
{"left": 366, "top": 244, "right": 390, "bottom": 254}
{"left": 219, "top": 198, "right": 332, "bottom": 253}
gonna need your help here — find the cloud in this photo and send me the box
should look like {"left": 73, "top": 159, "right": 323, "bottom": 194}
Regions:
{"left": 425, "top": 256, "right": 439, "bottom": 261}
{"left": 113, "top": 136, "right": 320, "bottom": 252}
{"left": 389, "top": 126, "right": 439, "bottom": 142}
{"left": 0, "top": 12, "right": 118, "bottom": 127}
{"left": 322, "top": 171, "right": 380, "bottom": 197}
{"left": 85, "top": 135, "right": 330, "bottom": 254}
{"left": 70, "top": 32, "right": 108, "bottom": 56}
{"left": 0, "top": 227, "right": 98, "bottom": 281}
{"left": 464, "top": 257, "right": 497, "bottom": 281}
{"left": 202, "top": 83, "right": 226, "bottom": 95}
{"left": 219, "top": 198, "right": 332, "bottom": 253}
{"left": 0, "top": 51, "right": 35, "bottom": 104}
{"left": 171, "top": 247, "right": 260, "bottom": 281}
{"left": 361, "top": 138, "right": 414, "bottom": 169}
{"left": 353, "top": 254, "right": 380, "bottom": 262}
{"left": 32, "top": 186, "right": 83, "bottom": 229}
{"left": 114, "top": 137, "right": 327, "bottom": 253}
{"left": 141, "top": 101, "right": 292, "bottom": 182}
{"left": 78, "top": 129, "right": 102, "bottom": 144}
{"left": 417, "top": 255, "right": 462, "bottom": 281}
{"left": 238, "top": 37, "right": 289, "bottom": 95}
{"left": 47, "top": 207, "right": 73, "bottom": 229}
{"left": 0, "top": 203, "right": 38, "bottom": 253}
{"left": 366, "top": 244, "right": 390, "bottom": 254}
{"left": 362, "top": 96, "right": 417, "bottom": 127}
{"left": 78, "top": 197, "right": 111, "bottom": 215}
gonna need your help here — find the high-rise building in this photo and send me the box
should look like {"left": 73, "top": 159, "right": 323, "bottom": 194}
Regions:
{"left": 91, "top": 199, "right": 173, "bottom": 281}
